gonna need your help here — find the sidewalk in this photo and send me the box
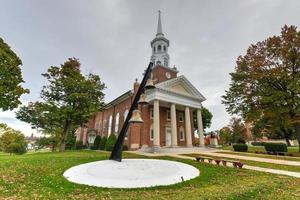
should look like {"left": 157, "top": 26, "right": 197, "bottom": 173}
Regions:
{"left": 195, "top": 151, "right": 300, "bottom": 166}
{"left": 131, "top": 151, "right": 300, "bottom": 178}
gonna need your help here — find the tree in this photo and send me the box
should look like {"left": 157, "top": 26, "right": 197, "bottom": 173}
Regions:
{"left": 193, "top": 106, "right": 213, "bottom": 131}
{"left": 219, "top": 126, "right": 232, "bottom": 145}
{"left": 36, "top": 136, "right": 58, "bottom": 151}
{"left": 0, "top": 38, "right": 29, "bottom": 111}
{"left": 0, "top": 123, "right": 27, "bottom": 154}
{"left": 222, "top": 25, "right": 300, "bottom": 151}
{"left": 16, "top": 58, "right": 105, "bottom": 151}
{"left": 229, "top": 117, "right": 246, "bottom": 143}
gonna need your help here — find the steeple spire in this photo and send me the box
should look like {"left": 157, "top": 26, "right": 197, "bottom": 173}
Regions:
{"left": 150, "top": 10, "right": 170, "bottom": 68}
{"left": 156, "top": 10, "right": 164, "bottom": 37}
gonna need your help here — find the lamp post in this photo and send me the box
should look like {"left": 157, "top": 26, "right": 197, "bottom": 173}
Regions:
{"left": 109, "top": 62, "right": 154, "bottom": 162}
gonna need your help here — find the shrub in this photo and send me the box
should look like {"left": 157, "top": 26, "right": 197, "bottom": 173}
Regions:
{"left": 251, "top": 141, "right": 265, "bottom": 146}
{"left": 264, "top": 143, "right": 287, "bottom": 153}
{"left": 6, "top": 143, "right": 27, "bottom": 154}
{"left": 0, "top": 127, "right": 27, "bottom": 154}
{"left": 105, "top": 134, "right": 117, "bottom": 151}
{"left": 122, "top": 145, "right": 129, "bottom": 151}
{"left": 93, "top": 135, "right": 101, "bottom": 150}
{"left": 75, "top": 140, "right": 85, "bottom": 150}
{"left": 99, "top": 136, "right": 107, "bottom": 150}
{"left": 233, "top": 143, "right": 248, "bottom": 152}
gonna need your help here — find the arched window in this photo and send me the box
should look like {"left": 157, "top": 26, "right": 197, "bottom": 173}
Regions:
{"left": 150, "top": 124, "right": 154, "bottom": 140}
{"left": 114, "top": 113, "right": 120, "bottom": 133}
{"left": 157, "top": 45, "right": 161, "bottom": 52}
{"left": 102, "top": 119, "right": 106, "bottom": 134}
{"left": 163, "top": 46, "right": 166, "bottom": 52}
{"left": 153, "top": 46, "right": 156, "bottom": 53}
{"left": 156, "top": 60, "right": 161, "bottom": 65}
{"left": 124, "top": 110, "right": 129, "bottom": 139}
{"left": 108, "top": 115, "right": 112, "bottom": 136}
{"left": 98, "top": 119, "right": 102, "bottom": 130}
{"left": 179, "top": 126, "right": 185, "bottom": 141}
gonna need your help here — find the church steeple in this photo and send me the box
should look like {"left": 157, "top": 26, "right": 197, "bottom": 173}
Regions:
{"left": 156, "top": 10, "right": 163, "bottom": 37}
{"left": 150, "top": 11, "right": 170, "bottom": 68}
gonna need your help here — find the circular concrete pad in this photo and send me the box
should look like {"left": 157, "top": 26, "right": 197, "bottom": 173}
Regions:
{"left": 63, "top": 159, "right": 199, "bottom": 188}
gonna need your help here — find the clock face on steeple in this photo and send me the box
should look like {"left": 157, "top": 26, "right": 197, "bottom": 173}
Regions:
{"left": 165, "top": 72, "right": 171, "bottom": 79}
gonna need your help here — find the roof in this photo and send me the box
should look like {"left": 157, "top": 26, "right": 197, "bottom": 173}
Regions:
{"left": 105, "top": 90, "right": 132, "bottom": 108}
{"left": 155, "top": 75, "right": 206, "bottom": 101}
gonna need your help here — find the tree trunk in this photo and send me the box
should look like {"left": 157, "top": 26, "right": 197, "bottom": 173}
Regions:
{"left": 59, "top": 132, "right": 68, "bottom": 152}
{"left": 282, "top": 129, "right": 291, "bottom": 146}
{"left": 59, "top": 120, "right": 70, "bottom": 152}
{"left": 285, "top": 137, "right": 291, "bottom": 147}
{"left": 295, "top": 124, "right": 300, "bottom": 152}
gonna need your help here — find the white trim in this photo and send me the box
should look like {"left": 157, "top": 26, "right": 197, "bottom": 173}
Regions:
{"left": 150, "top": 124, "right": 154, "bottom": 141}
{"left": 145, "top": 88, "right": 203, "bottom": 109}
{"left": 155, "top": 75, "right": 206, "bottom": 101}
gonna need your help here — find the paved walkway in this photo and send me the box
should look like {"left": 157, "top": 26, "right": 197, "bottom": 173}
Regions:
{"left": 194, "top": 151, "right": 300, "bottom": 166}
{"left": 131, "top": 150, "right": 300, "bottom": 178}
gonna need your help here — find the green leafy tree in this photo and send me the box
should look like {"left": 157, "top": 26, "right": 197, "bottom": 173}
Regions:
{"left": 222, "top": 25, "right": 300, "bottom": 151}
{"left": 0, "top": 38, "right": 29, "bottom": 111}
{"left": 0, "top": 123, "right": 27, "bottom": 154}
{"left": 193, "top": 107, "right": 213, "bottom": 131}
{"left": 16, "top": 58, "right": 105, "bottom": 151}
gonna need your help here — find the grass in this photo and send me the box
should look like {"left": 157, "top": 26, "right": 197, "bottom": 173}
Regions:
{"left": 0, "top": 150, "right": 299, "bottom": 199}
{"left": 182, "top": 153, "right": 300, "bottom": 173}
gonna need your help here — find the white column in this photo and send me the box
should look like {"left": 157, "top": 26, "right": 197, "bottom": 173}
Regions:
{"left": 170, "top": 103, "right": 178, "bottom": 147}
{"left": 153, "top": 100, "right": 160, "bottom": 147}
{"left": 197, "top": 109, "right": 205, "bottom": 147}
{"left": 185, "top": 107, "right": 193, "bottom": 147}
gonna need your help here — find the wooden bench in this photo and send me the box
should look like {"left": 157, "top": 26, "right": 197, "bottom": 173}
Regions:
{"left": 195, "top": 156, "right": 243, "bottom": 168}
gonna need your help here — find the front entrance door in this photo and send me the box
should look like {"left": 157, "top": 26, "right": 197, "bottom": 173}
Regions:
{"left": 165, "top": 128, "right": 171, "bottom": 147}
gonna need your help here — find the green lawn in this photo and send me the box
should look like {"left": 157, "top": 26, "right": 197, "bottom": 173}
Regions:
{"left": 182, "top": 153, "right": 300, "bottom": 173}
{"left": 0, "top": 151, "right": 300, "bottom": 200}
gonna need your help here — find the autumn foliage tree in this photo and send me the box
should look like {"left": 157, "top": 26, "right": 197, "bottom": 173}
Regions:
{"left": 222, "top": 25, "right": 300, "bottom": 151}
{"left": 17, "top": 58, "right": 105, "bottom": 151}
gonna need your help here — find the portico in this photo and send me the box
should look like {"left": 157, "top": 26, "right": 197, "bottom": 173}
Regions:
{"left": 146, "top": 75, "right": 206, "bottom": 148}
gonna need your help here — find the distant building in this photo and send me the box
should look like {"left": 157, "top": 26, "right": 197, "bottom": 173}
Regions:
{"left": 76, "top": 12, "right": 206, "bottom": 150}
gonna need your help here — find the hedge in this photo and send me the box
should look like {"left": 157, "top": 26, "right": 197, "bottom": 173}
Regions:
{"left": 233, "top": 143, "right": 248, "bottom": 152}
{"left": 75, "top": 140, "right": 86, "bottom": 150}
{"left": 264, "top": 143, "right": 287, "bottom": 153}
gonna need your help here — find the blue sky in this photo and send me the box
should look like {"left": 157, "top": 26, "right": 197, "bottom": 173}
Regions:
{"left": 1, "top": 0, "right": 300, "bottom": 136}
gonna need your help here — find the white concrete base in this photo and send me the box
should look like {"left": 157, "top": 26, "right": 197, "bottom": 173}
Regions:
{"left": 63, "top": 159, "right": 199, "bottom": 188}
